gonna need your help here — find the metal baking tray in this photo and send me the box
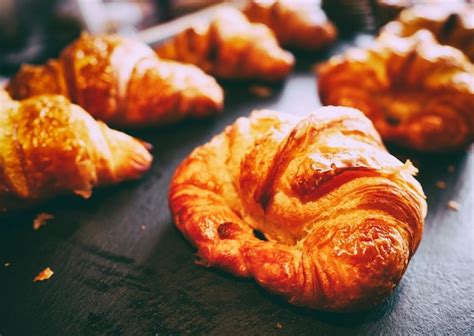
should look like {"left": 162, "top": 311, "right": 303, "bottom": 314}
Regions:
{"left": 0, "top": 8, "right": 472, "bottom": 335}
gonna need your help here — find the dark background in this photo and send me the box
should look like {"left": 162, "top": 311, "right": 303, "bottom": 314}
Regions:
{"left": 0, "top": 35, "right": 473, "bottom": 334}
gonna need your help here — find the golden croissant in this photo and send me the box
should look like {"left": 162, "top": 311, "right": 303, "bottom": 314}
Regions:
{"left": 169, "top": 106, "right": 426, "bottom": 311}
{"left": 243, "top": 0, "right": 337, "bottom": 51}
{"left": 0, "top": 93, "right": 152, "bottom": 212}
{"left": 382, "top": 4, "right": 474, "bottom": 62}
{"left": 156, "top": 7, "right": 294, "bottom": 81}
{"left": 7, "top": 33, "right": 223, "bottom": 127}
{"left": 317, "top": 31, "right": 474, "bottom": 151}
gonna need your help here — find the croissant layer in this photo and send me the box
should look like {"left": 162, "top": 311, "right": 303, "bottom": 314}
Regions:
{"left": 317, "top": 31, "right": 474, "bottom": 151}
{"left": 156, "top": 8, "right": 294, "bottom": 81}
{"left": 169, "top": 106, "right": 426, "bottom": 311}
{"left": 0, "top": 92, "right": 152, "bottom": 212}
{"left": 7, "top": 34, "right": 223, "bottom": 127}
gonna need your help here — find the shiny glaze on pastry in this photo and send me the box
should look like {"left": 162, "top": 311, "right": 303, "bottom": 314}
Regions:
{"left": 243, "top": 0, "right": 337, "bottom": 51}
{"left": 7, "top": 34, "right": 223, "bottom": 127}
{"left": 382, "top": 4, "right": 474, "bottom": 62}
{"left": 0, "top": 92, "right": 152, "bottom": 212}
{"left": 169, "top": 106, "right": 426, "bottom": 311}
{"left": 318, "top": 31, "right": 474, "bottom": 151}
{"left": 156, "top": 7, "right": 294, "bottom": 81}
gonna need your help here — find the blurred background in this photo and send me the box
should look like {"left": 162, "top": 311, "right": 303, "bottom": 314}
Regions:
{"left": 0, "top": 0, "right": 472, "bottom": 78}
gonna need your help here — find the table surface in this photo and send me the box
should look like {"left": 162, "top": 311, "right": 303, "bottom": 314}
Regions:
{"left": 1, "top": 35, "right": 473, "bottom": 336}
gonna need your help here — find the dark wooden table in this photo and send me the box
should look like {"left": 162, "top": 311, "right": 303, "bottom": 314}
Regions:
{"left": 1, "top": 35, "right": 473, "bottom": 335}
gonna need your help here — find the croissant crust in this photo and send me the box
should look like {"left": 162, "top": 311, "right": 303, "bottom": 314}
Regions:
{"left": 169, "top": 106, "right": 426, "bottom": 311}
{"left": 156, "top": 8, "right": 294, "bottom": 81}
{"left": 243, "top": 0, "right": 337, "bottom": 51}
{"left": 317, "top": 31, "right": 474, "bottom": 151}
{"left": 7, "top": 34, "right": 223, "bottom": 127}
{"left": 0, "top": 92, "right": 152, "bottom": 212}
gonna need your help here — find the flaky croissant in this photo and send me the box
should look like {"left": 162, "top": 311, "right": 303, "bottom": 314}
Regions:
{"left": 155, "top": 7, "right": 294, "bottom": 81}
{"left": 318, "top": 31, "right": 474, "bottom": 151}
{"left": 382, "top": 4, "right": 474, "bottom": 62}
{"left": 7, "top": 33, "right": 223, "bottom": 127}
{"left": 169, "top": 107, "right": 426, "bottom": 311}
{"left": 0, "top": 93, "right": 152, "bottom": 212}
{"left": 243, "top": 0, "right": 337, "bottom": 51}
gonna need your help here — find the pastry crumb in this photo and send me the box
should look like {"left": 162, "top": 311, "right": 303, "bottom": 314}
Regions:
{"left": 249, "top": 85, "right": 273, "bottom": 98}
{"left": 5, "top": 262, "right": 10, "bottom": 267}
{"left": 34, "top": 267, "right": 54, "bottom": 282}
{"left": 33, "top": 213, "right": 54, "bottom": 230}
{"left": 435, "top": 180, "right": 447, "bottom": 190}
{"left": 140, "top": 225, "right": 146, "bottom": 231}
{"left": 447, "top": 200, "right": 460, "bottom": 211}
{"left": 276, "top": 322, "right": 283, "bottom": 329}
{"left": 447, "top": 165, "right": 455, "bottom": 173}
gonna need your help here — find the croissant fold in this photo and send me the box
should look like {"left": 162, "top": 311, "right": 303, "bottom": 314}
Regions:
{"left": 169, "top": 106, "right": 426, "bottom": 311}
{"left": 317, "top": 31, "right": 474, "bottom": 151}
{"left": 0, "top": 92, "right": 152, "bottom": 212}
{"left": 7, "top": 33, "right": 224, "bottom": 127}
{"left": 243, "top": 0, "right": 337, "bottom": 51}
{"left": 156, "top": 7, "right": 294, "bottom": 81}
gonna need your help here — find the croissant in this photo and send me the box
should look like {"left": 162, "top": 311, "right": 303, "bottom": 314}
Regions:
{"left": 0, "top": 93, "right": 152, "bottom": 212}
{"left": 317, "top": 31, "right": 474, "bottom": 151}
{"left": 169, "top": 106, "right": 426, "bottom": 311}
{"left": 7, "top": 33, "right": 223, "bottom": 127}
{"left": 155, "top": 8, "right": 294, "bottom": 81}
{"left": 243, "top": 0, "right": 337, "bottom": 51}
{"left": 382, "top": 4, "right": 474, "bottom": 62}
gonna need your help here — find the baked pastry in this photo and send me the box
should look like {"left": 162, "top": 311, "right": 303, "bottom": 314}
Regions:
{"left": 7, "top": 33, "right": 223, "bottom": 127}
{"left": 155, "top": 7, "right": 294, "bottom": 81}
{"left": 0, "top": 92, "right": 152, "bottom": 212}
{"left": 243, "top": 0, "right": 337, "bottom": 51}
{"left": 317, "top": 31, "right": 474, "bottom": 151}
{"left": 169, "top": 106, "right": 426, "bottom": 311}
{"left": 382, "top": 3, "right": 474, "bottom": 62}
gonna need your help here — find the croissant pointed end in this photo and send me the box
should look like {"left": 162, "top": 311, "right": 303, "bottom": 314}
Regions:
{"left": 188, "top": 78, "right": 224, "bottom": 118}
{"left": 116, "top": 136, "right": 153, "bottom": 181}
{"left": 100, "top": 125, "right": 153, "bottom": 183}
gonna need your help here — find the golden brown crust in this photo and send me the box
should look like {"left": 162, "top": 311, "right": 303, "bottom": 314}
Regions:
{"left": 382, "top": 4, "right": 474, "bottom": 62}
{"left": 317, "top": 31, "right": 474, "bottom": 151}
{"left": 7, "top": 34, "right": 223, "bottom": 127}
{"left": 0, "top": 92, "right": 152, "bottom": 212}
{"left": 169, "top": 107, "right": 426, "bottom": 311}
{"left": 155, "top": 8, "right": 294, "bottom": 81}
{"left": 243, "top": 0, "right": 337, "bottom": 51}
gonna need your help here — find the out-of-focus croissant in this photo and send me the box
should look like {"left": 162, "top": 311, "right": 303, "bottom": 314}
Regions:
{"left": 7, "top": 33, "right": 223, "bottom": 127}
{"left": 243, "top": 0, "right": 337, "bottom": 51}
{"left": 317, "top": 31, "right": 474, "bottom": 151}
{"left": 155, "top": 7, "right": 294, "bottom": 81}
{"left": 169, "top": 107, "right": 426, "bottom": 311}
{"left": 382, "top": 4, "right": 474, "bottom": 62}
{"left": 0, "top": 92, "right": 152, "bottom": 212}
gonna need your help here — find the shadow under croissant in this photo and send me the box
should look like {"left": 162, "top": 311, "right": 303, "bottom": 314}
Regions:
{"left": 139, "top": 222, "right": 399, "bottom": 329}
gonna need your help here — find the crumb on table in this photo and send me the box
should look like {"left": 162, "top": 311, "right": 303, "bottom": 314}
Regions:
{"left": 5, "top": 262, "right": 10, "bottom": 267}
{"left": 447, "top": 200, "right": 460, "bottom": 211}
{"left": 436, "top": 180, "right": 447, "bottom": 190}
{"left": 34, "top": 267, "right": 54, "bottom": 282}
{"left": 33, "top": 213, "right": 54, "bottom": 230}
{"left": 448, "top": 165, "right": 455, "bottom": 173}
{"left": 276, "top": 322, "right": 283, "bottom": 329}
{"left": 249, "top": 85, "right": 273, "bottom": 98}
